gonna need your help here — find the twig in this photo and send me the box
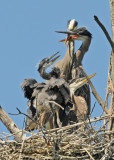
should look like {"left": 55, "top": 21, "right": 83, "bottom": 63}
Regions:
{"left": 89, "top": 102, "right": 96, "bottom": 117}
{"left": 9, "top": 107, "right": 39, "bottom": 125}
{"left": 94, "top": 15, "right": 114, "bottom": 52}
{"left": 100, "top": 138, "right": 114, "bottom": 160}
{"left": 93, "top": 110, "right": 104, "bottom": 128}
{"left": 0, "top": 130, "right": 33, "bottom": 140}
{"left": 83, "top": 148, "right": 95, "bottom": 160}
{"left": 79, "top": 66, "right": 108, "bottom": 114}
{"left": 94, "top": 119, "right": 109, "bottom": 137}
{"left": 19, "top": 138, "right": 25, "bottom": 160}
{"left": 48, "top": 101, "right": 64, "bottom": 110}
{"left": 9, "top": 108, "right": 50, "bottom": 142}
{"left": 45, "top": 114, "right": 114, "bottom": 133}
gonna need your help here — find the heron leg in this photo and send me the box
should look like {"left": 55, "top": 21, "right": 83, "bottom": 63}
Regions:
{"left": 40, "top": 111, "right": 53, "bottom": 129}
{"left": 56, "top": 110, "right": 62, "bottom": 128}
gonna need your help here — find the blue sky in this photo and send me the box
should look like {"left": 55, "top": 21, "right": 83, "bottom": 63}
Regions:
{"left": 0, "top": 1, "right": 111, "bottom": 133}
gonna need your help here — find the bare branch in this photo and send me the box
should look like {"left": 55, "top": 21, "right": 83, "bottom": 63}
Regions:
{"left": 89, "top": 102, "right": 96, "bottom": 117}
{"left": 83, "top": 148, "right": 95, "bottom": 160}
{"left": 46, "top": 113, "right": 114, "bottom": 134}
{"left": 0, "top": 106, "right": 25, "bottom": 142}
{"left": 94, "top": 15, "right": 114, "bottom": 52}
{"left": 9, "top": 107, "right": 39, "bottom": 125}
{"left": 49, "top": 101, "right": 64, "bottom": 110}
{"left": 9, "top": 108, "right": 49, "bottom": 142}
{"left": 79, "top": 66, "right": 108, "bottom": 114}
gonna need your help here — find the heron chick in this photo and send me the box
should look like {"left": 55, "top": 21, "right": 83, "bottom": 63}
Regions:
{"left": 21, "top": 52, "right": 72, "bottom": 130}
{"left": 21, "top": 52, "right": 96, "bottom": 131}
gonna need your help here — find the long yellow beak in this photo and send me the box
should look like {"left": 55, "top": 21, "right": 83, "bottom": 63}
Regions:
{"left": 81, "top": 73, "right": 96, "bottom": 83}
{"left": 70, "top": 73, "right": 96, "bottom": 94}
{"left": 52, "top": 55, "right": 60, "bottom": 63}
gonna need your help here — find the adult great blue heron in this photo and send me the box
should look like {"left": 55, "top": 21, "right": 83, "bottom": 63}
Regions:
{"left": 54, "top": 19, "right": 78, "bottom": 82}
{"left": 57, "top": 27, "right": 92, "bottom": 69}
{"left": 55, "top": 20, "right": 92, "bottom": 122}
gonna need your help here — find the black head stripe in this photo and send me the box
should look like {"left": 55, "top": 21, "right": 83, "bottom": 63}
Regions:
{"left": 80, "top": 30, "right": 92, "bottom": 38}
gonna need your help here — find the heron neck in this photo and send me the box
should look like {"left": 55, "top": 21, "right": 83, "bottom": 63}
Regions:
{"left": 61, "top": 40, "right": 75, "bottom": 81}
{"left": 69, "top": 40, "right": 75, "bottom": 58}
{"left": 75, "top": 37, "right": 91, "bottom": 66}
{"left": 40, "top": 67, "right": 51, "bottom": 80}
{"left": 54, "top": 40, "right": 74, "bottom": 82}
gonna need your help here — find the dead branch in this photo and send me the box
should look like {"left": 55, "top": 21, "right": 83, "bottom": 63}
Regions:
{"left": 19, "top": 138, "right": 26, "bottom": 160}
{"left": 0, "top": 106, "right": 25, "bottom": 142}
{"left": 94, "top": 15, "right": 114, "bottom": 52}
{"left": 83, "top": 147, "right": 95, "bottom": 160}
{"left": 49, "top": 100, "right": 64, "bottom": 110}
{"left": 94, "top": 11, "right": 114, "bottom": 135}
{"left": 45, "top": 113, "right": 114, "bottom": 134}
{"left": 9, "top": 108, "right": 49, "bottom": 142}
{"left": 79, "top": 66, "right": 108, "bottom": 114}
{"left": 89, "top": 102, "right": 96, "bottom": 117}
{"left": 9, "top": 107, "right": 39, "bottom": 125}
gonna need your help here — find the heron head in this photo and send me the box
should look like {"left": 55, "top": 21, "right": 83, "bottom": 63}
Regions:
{"left": 56, "top": 27, "right": 92, "bottom": 44}
{"left": 21, "top": 78, "right": 37, "bottom": 99}
{"left": 69, "top": 73, "right": 96, "bottom": 94}
{"left": 38, "top": 52, "right": 60, "bottom": 72}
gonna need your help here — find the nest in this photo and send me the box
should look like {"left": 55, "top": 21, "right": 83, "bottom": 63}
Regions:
{"left": 0, "top": 115, "right": 114, "bottom": 160}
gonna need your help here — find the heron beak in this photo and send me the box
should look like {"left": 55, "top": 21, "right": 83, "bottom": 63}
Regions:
{"left": 75, "top": 73, "right": 96, "bottom": 88}
{"left": 48, "top": 51, "right": 59, "bottom": 61}
{"left": 59, "top": 37, "right": 70, "bottom": 45}
{"left": 49, "top": 51, "right": 59, "bottom": 59}
{"left": 55, "top": 31, "right": 71, "bottom": 34}
{"left": 51, "top": 55, "right": 60, "bottom": 63}
{"left": 59, "top": 35, "right": 79, "bottom": 45}
{"left": 81, "top": 73, "right": 96, "bottom": 83}
{"left": 59, "top": 38, "right": 68, "bottom": 45}
{"left": 56, "top": 30, "right": 79, "bottom": 44}
{"left": 56, "top": 30, "right": 71, "bottom": 45}
{"left": 58, "top": 38, "right": 66, "bottom": 42}
{"left": 47, "top": 52, "right": 60, "bottom": 63}
{"left": 70, "top": 73, "right": 96, "bottom": 94}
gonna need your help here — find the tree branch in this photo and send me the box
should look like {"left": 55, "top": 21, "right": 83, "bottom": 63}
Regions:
{"left": 0, "top": 106, "right": 25, "bottom": 142}
{"left": 9, "top": 107, "right": 39, "bottom": 125}
{"left": 94, "top": 15, "right": 114, "bottom": 52}
{"left": 46, "top": 113, "right": 114, "bottom": 134}
{"left": 79, "top": 66, "right": 108, "bottom": 114}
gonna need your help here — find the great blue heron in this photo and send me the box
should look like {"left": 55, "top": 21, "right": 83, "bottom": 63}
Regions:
{"left": 21, "top": 52, "right": 73, "bottom": 130}
{"left": 38, "top": 52, "right": 95, "bottom": 126}
{"left": 21, "top": 79, "right": 46, "bottom": 130}
{"left": 57, "top": 26, "right": 92, "bottom": 69}
{"left": 54, "top": 19, "right": 78, "bottom": 82}
{"left": 21, "top": 52, "right": 95, "bottom": 131}
{"left": 55, "top": 20, "right": 92, "bottom": 122}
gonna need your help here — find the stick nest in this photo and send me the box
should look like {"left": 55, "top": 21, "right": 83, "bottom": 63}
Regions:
{"left": 0, "top": 117, "right": 114, "bottom": 160}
